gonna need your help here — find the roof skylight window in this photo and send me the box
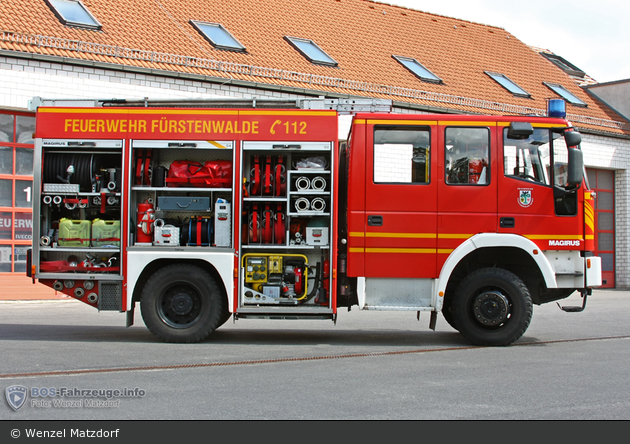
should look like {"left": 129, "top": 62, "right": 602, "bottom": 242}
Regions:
{"left": 485, "top": 72, "right": 530, "bottom": 98}
{"left": 393, "top": 55, "right": 442, "bottom": 83}
{"left": 284, "top": 36, "right": 337, "bottom": 67}
{"left": 544, "top": 82, "right": 587, "bottom": 107}
{"left": 190, "top": 21, "right": 246, "bottom": 52}
{"left": 540, "top": 53, "right": 586, "bottom": 78}
{"left": 45, "top": 0, "right": 101, "bottom": 30}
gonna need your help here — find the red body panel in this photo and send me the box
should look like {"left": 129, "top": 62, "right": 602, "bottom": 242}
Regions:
{"left": 35, "top": 108, "right": 338, "bottom": 141}
{"left": 34, "top": 107, "right": 339, "bottom": 312}
{"left": 345, "top": 113, "right": 591, "bottom": 280}
{"left": 363, "top": 119, "right": 438, "bottom": 278}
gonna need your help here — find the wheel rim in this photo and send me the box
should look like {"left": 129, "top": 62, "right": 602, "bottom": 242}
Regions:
{"left": 472, "top": 290, "right": 511, "bottom": 328}
{"left": 157, "top": 282, "right": 203, "bottom": 329}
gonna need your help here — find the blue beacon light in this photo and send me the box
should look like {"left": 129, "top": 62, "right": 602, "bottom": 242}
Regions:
{"left": 547, "top": 99, "right": 566, "bottom": 118}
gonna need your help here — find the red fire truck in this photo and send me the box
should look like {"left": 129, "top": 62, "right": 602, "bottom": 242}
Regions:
{"left": 27, "top": 97, "right": 602, "bottom": 346}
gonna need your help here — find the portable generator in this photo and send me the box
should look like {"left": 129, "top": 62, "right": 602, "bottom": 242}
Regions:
{"left": 242, "top": 253, "right": 308, "bottom": 305}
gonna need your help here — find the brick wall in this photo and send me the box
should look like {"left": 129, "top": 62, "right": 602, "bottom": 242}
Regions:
{"left": 2, "top": 54, "right": 629, "bottom": 287}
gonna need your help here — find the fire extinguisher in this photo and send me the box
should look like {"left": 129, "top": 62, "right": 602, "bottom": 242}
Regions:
{"left": 136, "top": 199, "right": 155, "bottom": 244}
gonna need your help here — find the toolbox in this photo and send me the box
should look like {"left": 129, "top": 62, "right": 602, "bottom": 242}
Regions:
{"left": 156, "top": 196, "right": 211, "bottom": 212}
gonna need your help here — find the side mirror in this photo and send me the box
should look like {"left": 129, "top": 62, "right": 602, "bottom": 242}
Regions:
{"left": 507, "top": 122, "right": 534, "bottom": 139}
{"left": 567, "top": 148, "right": 583, "bottom": 186}
{"left": 564, "top": 131, "right": 582, "bottom": 147}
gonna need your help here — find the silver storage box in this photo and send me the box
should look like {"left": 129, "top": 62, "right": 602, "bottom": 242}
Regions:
{"left": 214, "top": 199, "right": 231, "bottom": 247}
{"left": 156, "top": 196, "right": 211, "bottom": 212}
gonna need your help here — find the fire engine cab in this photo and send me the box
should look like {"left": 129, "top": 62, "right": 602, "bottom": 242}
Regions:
{"left": 27, "top": 97, "right": 602, "bottom": 346}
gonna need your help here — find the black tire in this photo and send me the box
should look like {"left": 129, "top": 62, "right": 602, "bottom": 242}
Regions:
{"left": 451, "top": 268, "right": 532, "bottom": 346}
{"left": 441, "top": 296, "right": 459, "bottom": 331}
{"left": 140, "top": 264, "right": 226, "bottom": 343}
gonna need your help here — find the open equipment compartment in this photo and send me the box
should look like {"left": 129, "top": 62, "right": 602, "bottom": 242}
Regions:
{"left": 33, "top": 138, "right": 124, "bottom": 309}
{"left": 128, "top": 140, "right": 234, "bottom": 249}
{"left": 239, "top": 141, "right": 334, "bottom": 312}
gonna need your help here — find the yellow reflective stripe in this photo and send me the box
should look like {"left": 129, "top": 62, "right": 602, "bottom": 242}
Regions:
{"left": 439, "top": 121, "right": 496, "bottom": 127}
{"left": 365, "top": 232, "right": 436, "bottom": 239}
{"left": 208, "top": 141, "right": 227, "bottom": 149}
{"left": 351, "top": 231, "right": 470, "bottom": 239}
{"left": 525, "top": 235, "right": 584, "bottom": 240}
{"left": 531, "top": 123, "right": 568, "bottom": 128}
{"left": 350, "top": 248, "right": 454, "bottom": 254}
{"left": 366, "top": 248, "right": 435, "bottom": 254}
{"left": 40, "top": 108, "right": 239, "bottom": 115}
{"left": 438, "top": 233, "right": 472, "bottom": 239}
{"left": 585, "top": 213, "right": 595, "bottom": 231}
{"left": 354, "top": 119, "right": 366, "bottom": 125}
{"left": 497, "top": 122, "right": 568, "bottom": 128}
{"left": 585, "top": 235, "right": 595, "bottom": 240}
{"left": 240, "top": 110, "right": 336, "bottom": 116}
{"left": 367, "top": 120, "right": 437, "bottom": 125}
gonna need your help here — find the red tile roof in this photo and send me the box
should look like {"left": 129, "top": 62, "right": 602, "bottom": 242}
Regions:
{"left": 1, "top": 0, "right": 627, "bottom": 134}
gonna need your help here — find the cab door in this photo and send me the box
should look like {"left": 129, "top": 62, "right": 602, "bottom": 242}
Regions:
{"left": 363, "top": 121, "right": 438, "bottom": 278}
{"left": 437, "top": 123, "right": 498, "bottom": 269}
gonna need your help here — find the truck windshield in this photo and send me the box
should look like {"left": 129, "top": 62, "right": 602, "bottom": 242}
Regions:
{"left": 503, "top": 127, "right": 568, "bottom": 187}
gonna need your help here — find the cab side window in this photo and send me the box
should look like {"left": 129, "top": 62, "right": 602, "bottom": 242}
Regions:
{"left": 373, "top": 126, "right": 430, "bottom": 184}
{"left": 445, "top": 127, "right": 490, "bottom": 185}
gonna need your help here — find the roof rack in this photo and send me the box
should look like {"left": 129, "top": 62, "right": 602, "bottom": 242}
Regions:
{"left": 28, "top": 97, "right": 392, "bottom": 114}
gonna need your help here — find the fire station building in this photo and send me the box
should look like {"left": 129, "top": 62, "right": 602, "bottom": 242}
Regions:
{"left": 1, "top": 0, "right": 629, "bottom": 290}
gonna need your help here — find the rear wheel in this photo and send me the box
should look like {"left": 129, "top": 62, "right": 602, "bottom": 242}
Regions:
{"left": 140, "top": 264, "right": 225, "bottom": 343}
{"left": 451, "top": 268, "right": 532, "bottom": 346}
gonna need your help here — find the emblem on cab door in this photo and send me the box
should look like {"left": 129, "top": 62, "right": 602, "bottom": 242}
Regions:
{"left": 518, "top": 188, "right": 533, "bottom": 208}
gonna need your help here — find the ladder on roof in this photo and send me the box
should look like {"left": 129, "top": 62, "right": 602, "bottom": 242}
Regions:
{"left": 29, "top": 97, "right": 393, "bottom": 114}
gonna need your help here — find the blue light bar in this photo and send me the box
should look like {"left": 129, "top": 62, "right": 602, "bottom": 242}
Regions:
{"left": 547, "top": 99, "right": 566, "bottom": 118}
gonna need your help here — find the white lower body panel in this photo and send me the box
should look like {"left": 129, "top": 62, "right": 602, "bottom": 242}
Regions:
{"left": 126, "top": 249, "right": 235, "bottom": 312}
{"left": 359, "top": 277, "right": 435, "bottom": 311}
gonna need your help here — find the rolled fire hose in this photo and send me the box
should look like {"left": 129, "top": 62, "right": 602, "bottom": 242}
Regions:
{"left": 295, "top": 197, "right": 310, "bottom": 212}
{"left": 310, "top": 197, "right": 326, "bottom": 212}
{"left": 311, "top": 176, "right": 326, "bottom": 191}
{"left": 295, "top": 176, "right": 310, "bottom": 191}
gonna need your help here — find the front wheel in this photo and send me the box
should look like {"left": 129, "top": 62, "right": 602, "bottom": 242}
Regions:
{"left": 451, "top": 268, "right": 532, "bottom": 346}
{"left": 140, "top": 264, "right": 226, "bottom": 343}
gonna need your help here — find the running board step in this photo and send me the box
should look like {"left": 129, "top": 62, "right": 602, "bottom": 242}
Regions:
{"left": 235, "top": 313, "right": 334, "bottom": 321}
{"left": 557, "top": 292, "right": 588, "bottom": 312}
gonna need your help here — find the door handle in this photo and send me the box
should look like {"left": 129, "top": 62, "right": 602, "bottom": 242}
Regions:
{"left": 368, "top": 215, "right": 383, "bottom": 226}
{"left": 500, "top": 217, "right": 515, "bottom": 228}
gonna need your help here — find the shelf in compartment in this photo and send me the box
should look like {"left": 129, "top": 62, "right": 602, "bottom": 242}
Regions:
{"left": 289, "top": 191, "right": 330, "bottom": 196}
{"left": 35, "top": 273, "right": 122, "bottom": 280}
{"left": 241, "top": 244, "right": 327, "bottom": 250}
{"left": 132, "top": 187, "right": 232, "bottom": 192}
{"left": 42, "top": 191, "right": 121, "bottom": 196}
{"left": 243, "top": 197, "right": 287, "bottom": 202}
{"left": 127, "top": 245, "right": 233, "bottom": 252}
{"left": 290, "top": 169, "right": 330, "bottom": 173}
{"left": 40, "top": 247, "right": 121, "bottom": 253}
{"left": 288, "top": 212, "right": 330, "bottom": 217}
